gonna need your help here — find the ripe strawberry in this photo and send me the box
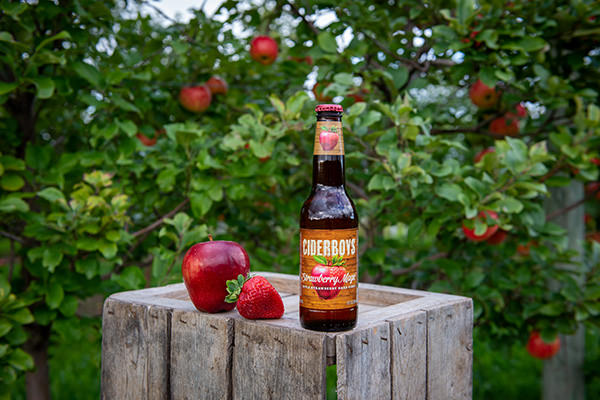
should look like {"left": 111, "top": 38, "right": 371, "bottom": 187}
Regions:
{"left": 311, "top": 255, "right": 346, "bottom": 300}
{"left": 225, "top": 274, "right": 284, "bottom": 319}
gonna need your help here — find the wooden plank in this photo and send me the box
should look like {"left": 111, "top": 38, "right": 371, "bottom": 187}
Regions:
{"left": 336, "top": 321, "right": 391, "bottom": 400}
{"left": 426, "top": 299, "right": 473, "bottom": 400}
{"left": 101, "top": 298, "right": 170, "bottom": 400}
{"left": 170, "top": 309, "right": 234, "bottom": 400}
{"left": 390, "top": 311, "right": 427, "bottom": 400}
{"left": 232, "top": 319, "right": 327, "bottom": 400}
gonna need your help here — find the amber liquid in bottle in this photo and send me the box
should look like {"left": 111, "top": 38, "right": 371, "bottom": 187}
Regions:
{"left": 299, "top": 105, "right": 358, "bottom": 332}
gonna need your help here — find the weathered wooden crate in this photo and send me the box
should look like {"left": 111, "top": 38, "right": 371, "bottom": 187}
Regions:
{"left": 101, "top": 272, "right": 473, "bottom": 400}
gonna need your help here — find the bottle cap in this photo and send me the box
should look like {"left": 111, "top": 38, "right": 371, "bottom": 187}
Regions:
{"left": 315, "top": 104, "right": 343, "bottom": 113}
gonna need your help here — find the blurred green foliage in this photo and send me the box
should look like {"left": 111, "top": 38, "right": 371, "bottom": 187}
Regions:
{"left": 0, "top": 0, "right": 599, "bottom": 398}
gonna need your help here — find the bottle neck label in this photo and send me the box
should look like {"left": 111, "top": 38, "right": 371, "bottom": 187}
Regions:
{"left": 313, "top": 121, "right": 344, "bottom": 155}
{"left": 300, "top": 228, "right": 358, "bottom": 310}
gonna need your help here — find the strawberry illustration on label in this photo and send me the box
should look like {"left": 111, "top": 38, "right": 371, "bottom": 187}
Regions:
{"left": 311, "top": 255, "right": 346, "bottom": 300}
{"left": 319, "top": 125, "right": 339, "bottom": 151}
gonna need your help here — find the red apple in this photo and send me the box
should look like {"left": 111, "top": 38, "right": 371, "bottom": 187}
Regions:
{"left": 474, "top": 147, "right": 495, "bottom": 163}
{"left": 469, "top": 79, "right": 500, "bottom": 109}
{"left": 490, "top": 113, "right": 519, "bottom": 136}
{"left": 516, "top": 240, "right": 538, "bottom": 256}
{"left": 586, "top": 182, "right": 600, "bottom": 200}
{"left": 206, "top": 76, "right": 228, "bottom": 95}
{"left": 526, "top": 331, "right": 560, "bottom": 360}
{"left": 250, "top": 36, "right": 278, "bottom": 65}
{"left": 136, "top": 132, "right": 157, "bottom": 147}
{"left": 319, "top": 129, "right": 339, "bottom": 151}
{"left": 179, "top": 85, "right": 212, "bottom": 112}
{"left": 591, "top": 157, "right": 600, "bottom": 166}
{"left": 515, "top": 103, "right": 528, "bottom": 118}
{"left": 312, "top": 82, "right": 332, "bottom": 102}
{"left": 486, "top": 230, "right": 507, "bottom": 245}
{"left": 181, "top": 236, "right": 250, "bottom": 313}
{"left": 587, "top": 232, "right": 600, "bottom": 243}
{"left": 289, "top": 56, "right": 313, "bottom": 65}
{"left": 462, "top": 210, "right": 499, "bottom": 242}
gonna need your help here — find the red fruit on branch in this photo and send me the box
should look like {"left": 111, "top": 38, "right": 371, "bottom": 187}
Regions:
{"left": 206, "top": 76, "right": 228, "bottom": 95}
{"left": 515, "top": 103, "right": 528, "bottom": 118}
{"left": 490, "top": 113, "right": 519, "bottom": 136}
{"left": 250, "top": 36, "right": 278, "bottom": 65}
{"left": 486, "top": 230, "right": 507, "bottom": 245}
{"left": 182, "top": 237, "right": 250, "bottom": 313}
{"left": 474, "top": 147, "right": 495, "bottom": 163}
{"left": 526, "top": 331, "right": 560, "bottom": 360}
{"left": 586, "top": 182, "right": 600, "bottom": 200}
{"left": 136, "top": 132, "right": 157, "bottom": 147}
{"left": 469, "top": 79, "right": 500, "bottom": 109}
{"left": 225, "top": 274, "right": 284, "bottom": 319}
{"left": 462, "top": 210, "right": 499, "bottom": 242}
{"left": 179, "top": 85, "right": 212, "bottom": 112}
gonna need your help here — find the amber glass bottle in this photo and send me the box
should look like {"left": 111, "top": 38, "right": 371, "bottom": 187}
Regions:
{"left": 299, "top": 104, "right": 358, "bottom": 332}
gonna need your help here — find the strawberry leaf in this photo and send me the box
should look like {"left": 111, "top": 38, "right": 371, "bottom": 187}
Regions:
{"left": 313, "top": 255, "right": 328, "bottom": 265}
{"left": 225, "top": 274, "right": 248, "bottom": 303}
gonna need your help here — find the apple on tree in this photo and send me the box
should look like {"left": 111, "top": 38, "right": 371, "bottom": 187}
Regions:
{"left": 474, "top": 147, "right": 495, "bottom": 163}
{"left": 250, "top": 35, "right": 278, "bottom": 65}
{"left": 469, "top": 79, "right": 500, "bottom": 109}
{"left": 136, "top": 132, "right": 157, "bottom": 147}
{"left": 179, "top": 85, "right": 212, "bottom": 113}
{"left": 490, "top": 113, "right": 520, "bottom": 137}
{"left": 462, "top": 210, "right": 499, "bottom": 242}
{"left": 526, "top": 331, "right": 560, "bottom": 360}
{"left": 206, "top": 76, "right": 228, "bottom": 95}
{"left": 181, "top": 235, "right": 250, "bottom": 313}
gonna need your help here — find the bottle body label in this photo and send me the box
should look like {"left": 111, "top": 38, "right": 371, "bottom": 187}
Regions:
{"left": 313, "top": 121, "right": 344, "bottom": 155}
{"left": 299, "top": 228, "right": 358, "bottom": 310}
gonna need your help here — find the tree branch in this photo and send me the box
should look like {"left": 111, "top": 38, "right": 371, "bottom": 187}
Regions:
{"left": 131, "top": 198, "right": 190, "bottom": 238}
{"left": 546, "top": 185, "right": 600, "bottom": 221}
{"left": 391, "top": 252, "right": 448, "bottom": 276}
{"left": 0, "top": 230, "right": 25, "bottom": 244}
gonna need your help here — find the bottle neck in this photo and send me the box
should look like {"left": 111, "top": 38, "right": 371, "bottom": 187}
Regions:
{"left": 313, "top": 155, "right": 345, "bottom": 187}
{"left": 313, "top": 112, "right": 345, "bottom": 187}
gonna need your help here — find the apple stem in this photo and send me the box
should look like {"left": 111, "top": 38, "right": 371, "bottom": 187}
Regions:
{"left": 208, "top": 234, "right": 213, "bottom": 241}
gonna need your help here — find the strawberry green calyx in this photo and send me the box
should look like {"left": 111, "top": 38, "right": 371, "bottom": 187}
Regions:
{"left": 225, "top": 274, "right": 249, "bottom": 303}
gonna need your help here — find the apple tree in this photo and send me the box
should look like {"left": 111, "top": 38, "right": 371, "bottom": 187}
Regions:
{"left": 0, "top": 0, "right": 599, "bottom": 399}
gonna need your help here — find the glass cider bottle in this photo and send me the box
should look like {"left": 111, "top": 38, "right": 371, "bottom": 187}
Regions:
{"left": 299, "top": 104, "right": 359, "bottom": 332}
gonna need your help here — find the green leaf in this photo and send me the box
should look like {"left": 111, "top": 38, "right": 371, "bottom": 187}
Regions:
{"left": 8, "top": 349, "right": 34, "bottom": 371}
{"left": 436, "top": 183, "right": 462, "bottom": 202}
{"left": 333, "top": 73, "right": 353, "bottom": 86}
{"left": 538, "top": 303, "right": 562, "bottom": 316}
{"left": 313, "top": 255, "right": 328, "bottom": 264}
{"left": 58, "top": 296, "right": 78, "bottom": 317}
{"left": 116, "top": 119, "right": 137, "bottom": 137}
{"left": 73, "top": 61, "right": 103, "bottom": 88}
{"left": 0, "top": 197, "right": 29, "bottom": 213}
{"left": 97, "top": 241, "right": 117, "bottom": 259}
{"left": 479, "top": 67, "right": 497, "bottom": 87}
{"left": 112, "top": 94, "right": 140, "bottom": 113}
{"left": 43, "top": 247, "right": 63, "bottom": 271}
{"left": 112, "top": 266, "right": 146, "bottom": 290}
{"left": 0, "top": 319, "right": 11, "bottom": 337}
{"left": 0, "top": 174, "right": 24, "bottom": 191}
{"left": 0, "top": 81, "right": 19, "bottom": 95}
{"left": 25, "top": 144, "right": 52, "bottom": 170}
{"left": 190, "top": 193, "right": 212, "bottom": 217}
{"left": 35, "top": 30, "right": 70, "bottom": 53}
{"left": 390, "top": 66, "right": 409, "bottom": 89}
{"left": 285, "top": 91, "right": 309, "bottom": 118}
{"left": 318, "top": 32, "right": 338, "bottom": 53}
{"left": 37, "top": 187, "right": 65, "bottom": 203}
{"left": 46, "top": 281, "right": 64, "bottom": 309}
{"left": 492, "top": 196, "right": 523, "bottom": 214}
{"left": 32, "top": 77, "right": 55, "bottom": 99}
{"left": 7, "top": 308, "right": 33, "bottom": 325}
{"left": 269, "top": 95, "right": 285, "bottom": 116}
{"left": 457, "top": 0, "right": 474, "bottom": 25}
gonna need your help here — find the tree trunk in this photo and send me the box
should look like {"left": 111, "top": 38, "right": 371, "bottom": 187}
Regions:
{"left": 24, "top": 324, "right": 51, "bottom": 400}
{"left": 543, "top": 181, "right": 585, "bottom": 400}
